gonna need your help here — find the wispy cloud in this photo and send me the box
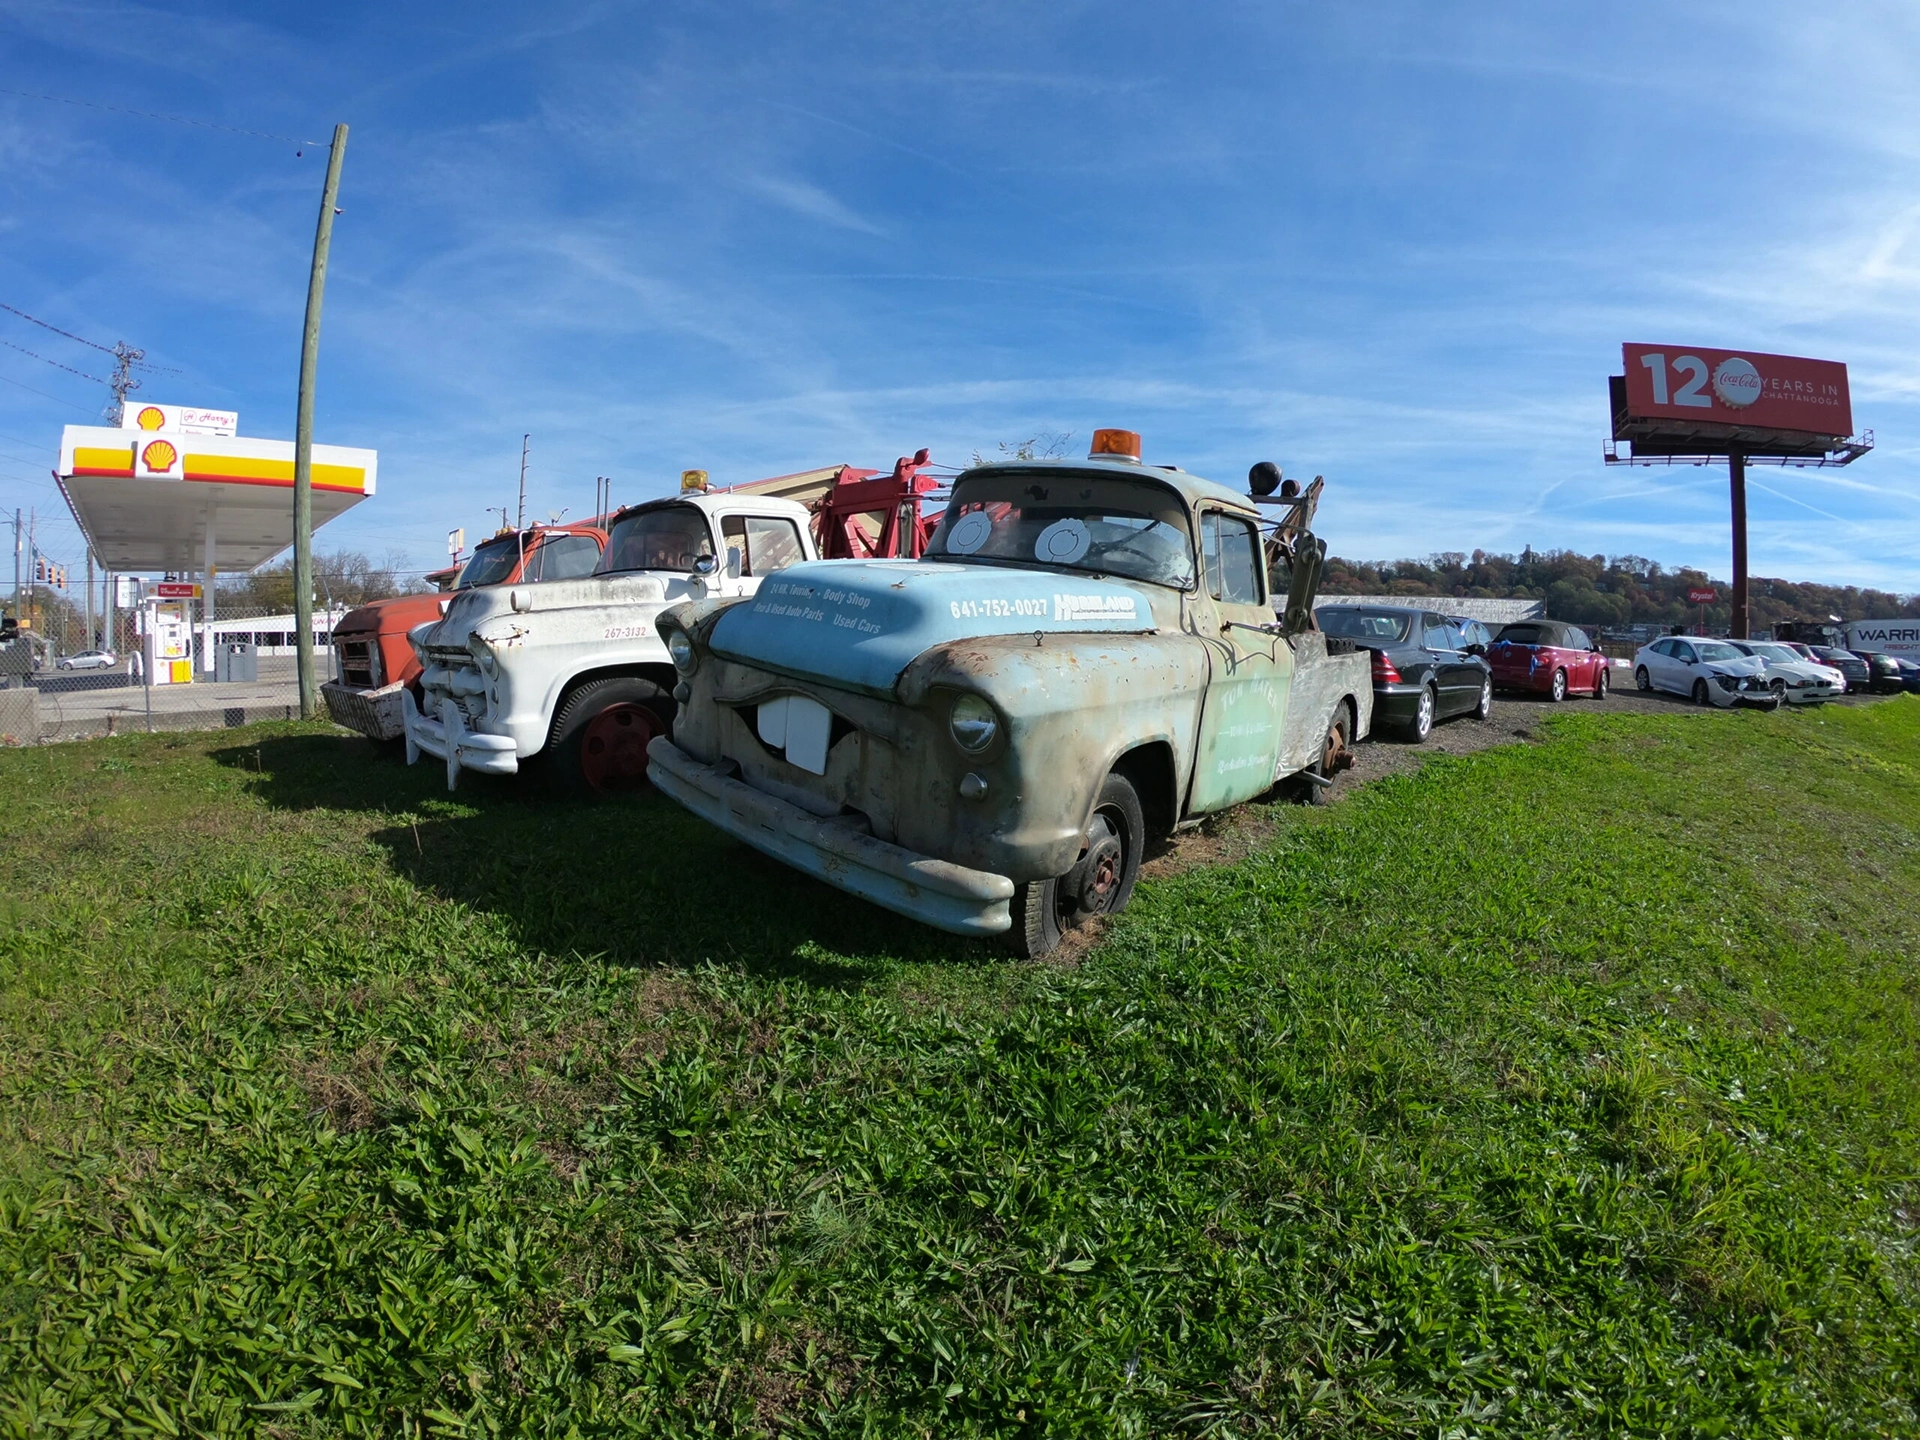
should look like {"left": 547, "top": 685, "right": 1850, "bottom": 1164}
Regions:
{"left": 738, "top": 174, "right": 887, "bottom": 236}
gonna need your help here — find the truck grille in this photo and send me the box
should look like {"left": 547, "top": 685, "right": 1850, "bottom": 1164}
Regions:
{"left": 337, "top": 637, "right": 381, "bottom": 689}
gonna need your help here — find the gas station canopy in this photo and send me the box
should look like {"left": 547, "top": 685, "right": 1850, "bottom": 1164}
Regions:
{"left": 57, "top": 410, "right": 377, "bottom": 573}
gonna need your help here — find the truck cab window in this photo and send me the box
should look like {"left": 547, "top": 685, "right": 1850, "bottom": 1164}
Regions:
{"left": 531, "top": 534, "right": 601, "bottom": 581}
{"left": 598, "top": 506, "right": 716, "bottom": 575}
{"left": 1202, "top": 512, "right": 1265, "bottom": 605}
{"left": 720, "top": 515, "right": 806, "bottom": 578}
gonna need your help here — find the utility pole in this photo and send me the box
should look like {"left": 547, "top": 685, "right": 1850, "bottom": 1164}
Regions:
{"left": 293, "top": 122, "right": 348, "bottom": 721}
{"left": 1728, "top": 449, "right": 1749, "bottom": 641}
{"left": 9, "top": 510, "right": 18, "bottom": 618}
{"left": 517, "top": 435, "right": 530, "bottom": 529}
{"left": 108, "top": 342, "right": 146, "bottom": 426}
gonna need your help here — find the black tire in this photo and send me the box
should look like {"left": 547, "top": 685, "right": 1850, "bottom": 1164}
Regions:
{"left": 1324, "top": 636, "right": 1357, "bottom": 657}
{"left": 1593, "top": 666, "right": 1609, "bottom": 700}
{"left": 1010, "top": 772, "right": 1145, "bottom": 958}
{"left": 1473, "top": 676, "right": 1493, "bottom": 721}
{"left": 1403, "top": 684, "right": 1436, "bottom": 743}
{"left": 1303, "top": 706, "right": 1352, "bottom": 807}
{"left": 1636, "top": 666, "right": 1652, "bottom": 692}
{"left": 547, "top": 677, "right": 674, "bottom": 796}
{"left": 1691, "top": 678, "right": 1711, "bottom": 706}
{"left": 1549, "top": 668, "right": 1568, "bottom": 703}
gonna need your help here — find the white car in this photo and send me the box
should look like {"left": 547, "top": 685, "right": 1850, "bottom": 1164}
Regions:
{"left": 405, "top": 491, "right": 819, "bottom": 792}
{"left": 55, "top": 649, "right": 117, "bottom": 671}
{"left": 1725, "top": 640, "right": 1843, "bottom": 704}
{"left": 1633, "top": 636, "right": 1777, "bottom": 708}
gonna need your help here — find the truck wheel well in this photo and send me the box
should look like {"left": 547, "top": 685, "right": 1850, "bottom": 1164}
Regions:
{"left": 1110, "top": 741, "right": 1178, "bottom": 842}
{"left": 550, "top": 664, "right": 680, "bottom": 740}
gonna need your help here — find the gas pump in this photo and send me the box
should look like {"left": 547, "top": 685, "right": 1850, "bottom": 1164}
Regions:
{"left": 142, "top": 600, "right": 194, "bottom": 685}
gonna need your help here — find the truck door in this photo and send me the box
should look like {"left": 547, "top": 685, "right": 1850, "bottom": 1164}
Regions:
{"left": 720, "top": 513, "right": 809, "bottom": 598}
{"left": 1187, "top": 509, "right": 1290, "bottom": 814}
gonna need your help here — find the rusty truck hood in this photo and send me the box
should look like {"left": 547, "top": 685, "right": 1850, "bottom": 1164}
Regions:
{"left": 333, "top": 592, "right": 451, "bottom": 638}
{"left": 707, "top": 559, "right": 1159, "bottom": 697}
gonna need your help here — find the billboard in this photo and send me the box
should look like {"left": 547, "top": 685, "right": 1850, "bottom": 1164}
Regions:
{"left": 120, "top": 402, "right": 239, "bottom": 437}
{"left": 1621, "top": 345, "right": 1851, "bottom": 437}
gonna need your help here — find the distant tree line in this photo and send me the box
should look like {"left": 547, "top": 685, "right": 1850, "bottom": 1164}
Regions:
{"left": 218, "top": 549, "right": 426, "bottom": 614}
{"left": 1321, "top": 548, "right": 1920, "bottom": 631}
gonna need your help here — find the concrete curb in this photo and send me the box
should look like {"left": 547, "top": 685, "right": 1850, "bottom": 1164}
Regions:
{"left": 36, "top": 703, "right": 303, "bottom": 743}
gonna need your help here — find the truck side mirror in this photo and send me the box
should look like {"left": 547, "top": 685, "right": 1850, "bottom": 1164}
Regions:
{"left": 693, "top": 555, "right": 717, "bottom": 576}
{"left": 726, "top": 546, "right": 743, "bottom": 580}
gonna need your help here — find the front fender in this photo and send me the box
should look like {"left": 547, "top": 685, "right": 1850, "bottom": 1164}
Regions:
{"left": 897, "top": 631, "right": 1209, "bottom": 875}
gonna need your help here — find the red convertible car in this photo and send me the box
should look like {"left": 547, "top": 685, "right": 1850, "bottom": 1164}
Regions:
{"left": 1486, "top": 620, "right": 1611, "bottom": 700}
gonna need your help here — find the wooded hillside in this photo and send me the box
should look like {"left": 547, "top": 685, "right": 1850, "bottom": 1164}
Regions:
{"left": 1322, "top": 549, "right": 1920, "bottom": 630}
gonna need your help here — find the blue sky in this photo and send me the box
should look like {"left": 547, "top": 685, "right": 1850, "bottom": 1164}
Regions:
{"left": 2, "top": 0, "right": 1916, "bottom": 593}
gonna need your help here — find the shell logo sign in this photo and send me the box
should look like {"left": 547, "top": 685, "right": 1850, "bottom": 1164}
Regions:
{"left": 135, "top": 406, "right": 168, "bottom": 431}
{"left": 141, "top": 439, "right": 180, "bottom": 475}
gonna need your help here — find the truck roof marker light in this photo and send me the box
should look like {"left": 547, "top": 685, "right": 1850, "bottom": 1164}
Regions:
{"left": 1089, "top": 429, "right": 1142, "bottom": 462}
{"left": 681, "top": 469, "right": 710, "bottom": 493}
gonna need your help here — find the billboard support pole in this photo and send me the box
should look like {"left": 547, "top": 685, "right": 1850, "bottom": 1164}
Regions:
{"left": 1728, "top": 448, "right": 1749, "bottom": 640}
{"left": 294, "top": 122, "right": 348, "bottom": 721}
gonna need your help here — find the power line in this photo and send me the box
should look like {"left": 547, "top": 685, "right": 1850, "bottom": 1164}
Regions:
{"left": 0, "top": 87, "right": 326, "bottom": 151}
{"left": 0, "top": 337, "right": 105, "bottom": 385}
{"left": 0, "top": 370, "right": 96, "bottom": 412}
{"left": 0, "top": 301, "right": 115, "bottom": 354}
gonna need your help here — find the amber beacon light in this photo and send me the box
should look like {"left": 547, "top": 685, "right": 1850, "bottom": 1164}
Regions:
{"left": 1089, "top": 428, "right": 1142, "bottom": 461}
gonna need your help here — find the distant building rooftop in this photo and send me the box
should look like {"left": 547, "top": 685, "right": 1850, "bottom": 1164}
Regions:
{"left": 1316, "top": 594, "right": 1545, "bottom": 624}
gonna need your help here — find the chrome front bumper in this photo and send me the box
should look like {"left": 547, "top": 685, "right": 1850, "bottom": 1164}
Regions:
{"left": 322, "top": 679, "right": 408, "bottom": 741}
{"left": 403, "top": 687, "right": 519, "bottom": 790}
{"left": 647, "top": 737, "right": 1015, "bottom": 937}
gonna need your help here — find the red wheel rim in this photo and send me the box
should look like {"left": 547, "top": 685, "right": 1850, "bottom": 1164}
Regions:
{"left": 579, "top": 703, "right": 661, "bottom": 793}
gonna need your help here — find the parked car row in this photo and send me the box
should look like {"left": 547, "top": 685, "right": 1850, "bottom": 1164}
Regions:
{"left": 1314, "top": 609, "right": 1620, "bottom": 741}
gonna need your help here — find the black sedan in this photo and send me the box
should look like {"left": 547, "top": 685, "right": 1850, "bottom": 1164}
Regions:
{"left": 1318, "top": 605, "right": 1493, "bottom": 742}
{"left": 1811, "top": 646, "right": 1872, "bottom": 693}
{"left": 1852, "top": 650, "right": 1906, "bottom": 694}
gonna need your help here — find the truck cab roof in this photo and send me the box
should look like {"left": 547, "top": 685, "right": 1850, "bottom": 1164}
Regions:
{"left": 958, "top": 457, "right": 1261, "bottom": 519}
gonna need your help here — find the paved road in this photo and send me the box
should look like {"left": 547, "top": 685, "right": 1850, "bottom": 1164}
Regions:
{"left": 30, "top": 657, "right": 307, "bottom": 739}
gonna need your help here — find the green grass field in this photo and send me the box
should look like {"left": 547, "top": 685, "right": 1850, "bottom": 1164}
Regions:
{"left": 2, "top": 700, "right": 1917, "bottom": 1437}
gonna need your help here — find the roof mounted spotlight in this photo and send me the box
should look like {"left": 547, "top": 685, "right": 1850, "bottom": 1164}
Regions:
{"left": 680, "top": 469, "right": 710, "bottom": 493}
{"left": 1248, "top": 460, "right": 1282, "bottom": 496}
{"left": 1089, "top": 428, "right": 1142, "bottom": 463}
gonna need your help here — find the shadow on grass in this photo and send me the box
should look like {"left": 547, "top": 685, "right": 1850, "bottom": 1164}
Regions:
{"left": 213, "top": 732, "right": 1004, "bottom": 987}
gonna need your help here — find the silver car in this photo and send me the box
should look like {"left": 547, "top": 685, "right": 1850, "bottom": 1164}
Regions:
{"left": 55, "top": 648, "right": 117, "bottom": 671}
{"left": 1726, "top": 640, "right": 1843, "bottom": 704}
{"left": 1632, "top": 636, "right": 1777, "bottom": 708}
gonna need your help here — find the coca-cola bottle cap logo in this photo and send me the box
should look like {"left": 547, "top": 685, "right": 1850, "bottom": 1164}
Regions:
{"left": 1713, "top": 356, "right": 1763, "bottom": 409}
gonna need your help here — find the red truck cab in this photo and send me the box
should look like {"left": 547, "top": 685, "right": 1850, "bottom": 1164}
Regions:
{"left": 322, "top": 523, "right": 608, "bottom": 741}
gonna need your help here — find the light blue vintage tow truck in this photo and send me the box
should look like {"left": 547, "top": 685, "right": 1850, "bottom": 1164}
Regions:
{"left": 647, "top": 430, "right": 1372, "bottom": 956}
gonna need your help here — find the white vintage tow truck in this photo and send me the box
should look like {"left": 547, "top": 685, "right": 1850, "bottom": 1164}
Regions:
{"left": 403, "top": 454, "right": 942, "bottom": 793}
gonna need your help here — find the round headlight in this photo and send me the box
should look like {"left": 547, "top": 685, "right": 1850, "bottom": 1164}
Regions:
{"left": 949, "top": 692, "right": 999, "bottom": 753}
{"left": 666, "top": 628, "right": 697, "bottom": 674}
{"left": 467, "top": 636, "right": 497, "bottom": 675}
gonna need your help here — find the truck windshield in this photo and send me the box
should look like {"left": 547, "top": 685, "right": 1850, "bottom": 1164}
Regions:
{"left": 926, "top": 472, "right": 1194, "bottom": 588}
{"left": 597, "top": 505, "right": 716, "bottom": 575}
{"left": 458, "top": 537, "right": 525, "bottom": 589}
